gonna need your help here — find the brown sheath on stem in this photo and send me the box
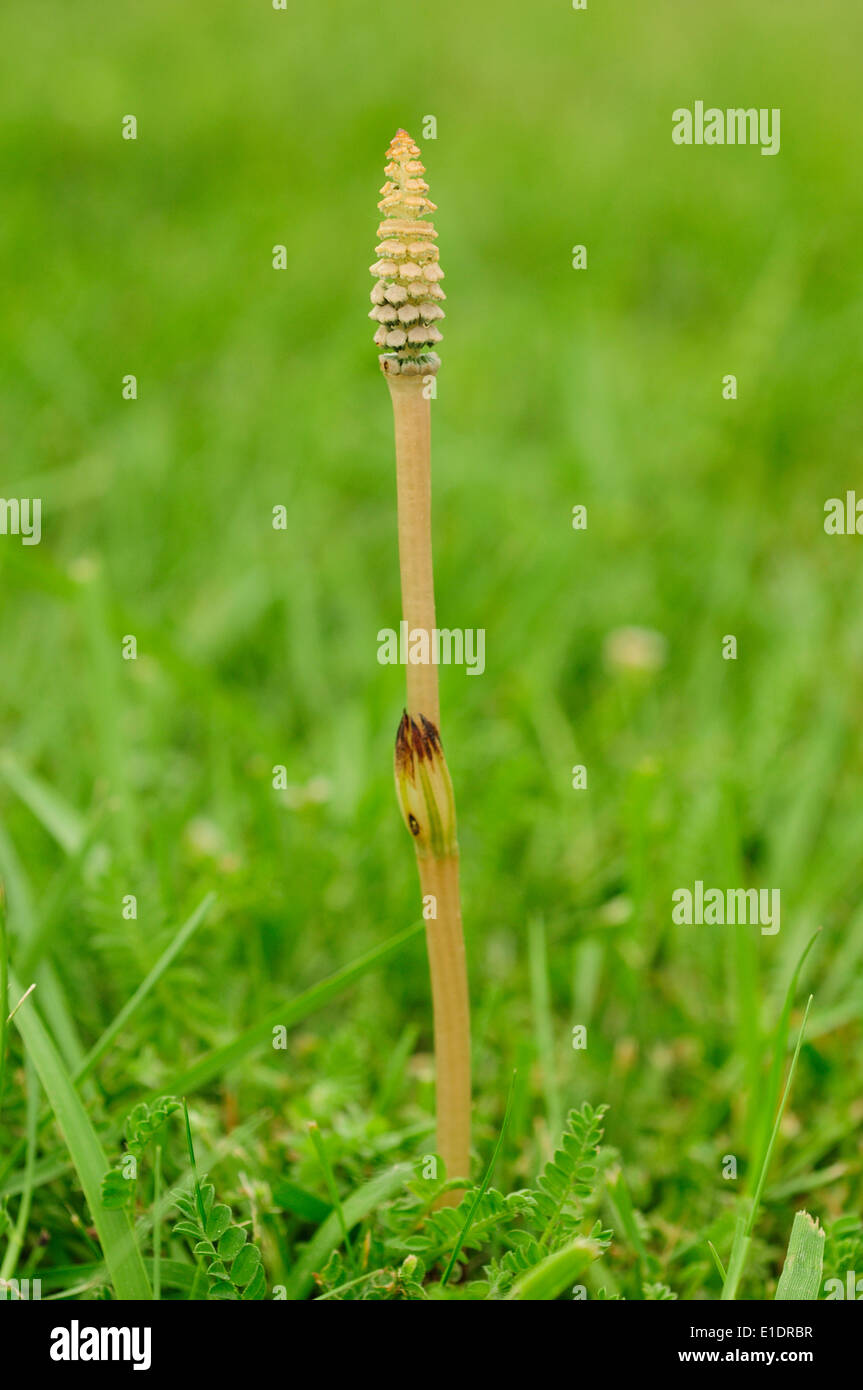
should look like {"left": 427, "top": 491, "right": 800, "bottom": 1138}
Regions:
{"left": 373, "top": 131, "right": 470, "bottom": 1203}
{"left": 393, "top": 706, "right": 471, "bottom": 1205}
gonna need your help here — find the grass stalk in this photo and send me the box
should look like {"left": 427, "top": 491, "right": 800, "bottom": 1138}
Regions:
{"left": 720, "top": 993, "right": 813, "bottom": 1300}
{"left": 286, "top": 1163, "right": 414, "bottom": 1301}
{"left": 372, "top": 131, "right": 470, "bottom": 1202}
{"left": 74, "top": 891, "right": 215, "bottom": 1084}
{"left": 307, "top": 1121, "right": 354, "bottom": 1267}
{"left": 9, "top": 965, "right": 152, "bottom": 1299}
{"left": 0, "top": 1058, "right": 38, "bottom": 1287}
{"left": 528, "top": 916, "right": 563, "bottom": 1143}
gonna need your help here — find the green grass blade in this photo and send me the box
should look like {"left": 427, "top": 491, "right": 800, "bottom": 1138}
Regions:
{"left": 721, "top": 993, "right": 813, "bottom": 1300}
{"left": 0, "top": 751, "right": 86, "bottom": 855}
{"left": 0, "top": 824, "right": 38, "bottom": 938}
{"left": 747, "top": 994, "right": 813, "bottom": 1228}
{"left": 0, "top": 1154, "right": 72, "bottom": 1199}
{"left": 74, "top": 892, "right": 215, "bottom": 1084}
{"left": 271, "top": 1180, "right": 331, "bottom": 1224}
{"left": 161, "top": 920, "right": 423, "bottom": 1098}
{"left": 307, "top": 1121, "right": 353, "bottom": 1263}
{"left": 721, "top": 1215, "right": 751, "bottom": 1305}
{"left": 507, "top": 1236, "right": 602, "bottom": 1301}
{"left": 1, "top": 894, "right": 215, "bottom": 1193}
{"left": 605, "top": 1165, "right": 648, "bottom": 1288}
{"left": 0, "top": 1057, "right": 39, "bottom": 1285}
{"left": 0, "top": 825, "right": 87, "bottom": 1073}
{"left": 9, "top": 969, "right": 152, "bottom": 1300}
{"left": 182, "top": 1099, "right": 207, "bottom": 1230}
{"left": 441, "top": 1069, "right": 516, "bottom": 1287}
{"left": 528, "top": 917, "right": 562, "bottom": 1141}
{"left": 286, "top": 1163, "right": 413, "bottom": 1301}
{"left": 19, "top": 810, "right": 108, "bottom": 975}
{"left": 40, "top": 1259, "right": 196, "bottom": 1300}
{"left": 749, "top": 930, "right": 819, "bottom": 1186}
{"left": 775, "top": 1211, "right": 824, "bottom": 1300}
{"left": 707, "top": 1240, "right": 727, "bottom": 1283}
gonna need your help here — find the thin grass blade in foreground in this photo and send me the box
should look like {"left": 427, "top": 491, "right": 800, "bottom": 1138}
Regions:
{"left": 286, "top": 1163, "right": 414, "bottom": 1301}
{"left": 74, "top": 890, "right": 216, "bottom": 1084}
{"left": 721, "top": 992, "right": 813, "bottom": 1300}
{"left": 159, "top": 917, "right": 424, "bottom": 1099}
{"left": 372, "top": 130, "right": 471, "bottom": 1203}
{"left": 748, "top": 929, "right": 819, "bottom": 1184}
{"left": 0, "top": 822, "right": 87, "bottom": 1076}
{"left": 0, "top": 1058, "right": 38, "bottom": 1291}
{"left": 8, "top": 968, "right": 152, "bottom": 1300}
{"left": 0, "top": 892, "right": 216, "bottom": 1198}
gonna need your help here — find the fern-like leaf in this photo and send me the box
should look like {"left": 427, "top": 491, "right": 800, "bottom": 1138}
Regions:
{"left": 484, "top": 1219, "right": 611, "bottom": 1299}
{"left": 389, "top": 1187, "right": 531, "bottom": 1267}
{"left": 528, "top": 1103, "right": 607, "bottom": 1249}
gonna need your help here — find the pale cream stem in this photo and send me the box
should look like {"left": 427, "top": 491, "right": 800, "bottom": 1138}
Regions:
{"left": 417, "top": 853, "right": 471, "bottom": 1194}
{"left": 386, "top": 371, "right": 440, "bottom": 729}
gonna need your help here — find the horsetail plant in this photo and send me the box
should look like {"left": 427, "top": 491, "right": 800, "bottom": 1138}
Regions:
{"left": 371, "top": 130, "right": 471, "bottom": 1202}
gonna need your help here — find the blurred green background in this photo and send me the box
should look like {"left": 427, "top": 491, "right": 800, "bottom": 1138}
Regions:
{"left": 1, "top": 0, "right": 862, "bottom": 1297}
